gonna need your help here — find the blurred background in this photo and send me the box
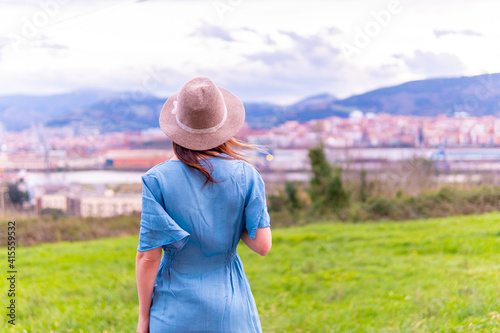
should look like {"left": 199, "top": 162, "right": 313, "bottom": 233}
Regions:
{"left": 1, "top": 0, "right": 500, "bottom": 331}
{"left": 1, "top": 0, "right": 499, "bottom": 220}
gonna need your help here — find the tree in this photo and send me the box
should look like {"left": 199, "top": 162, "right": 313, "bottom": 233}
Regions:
{"left": 325, "top": 167, "right": 349, "bottom": 210}
{"left": 7, "top": 182, "right": 27, "bottom": 209}
{"left": 308, "top": 144, "right": 349, "bottom": 214}
{"left": 40, "top": 208, "right": 66, "bottom": 220}
{"left": 359, "top": 169, "right": 369, "bottom": 202}
{"left": 285, "top": 182, "right": 303, "bottom": 212}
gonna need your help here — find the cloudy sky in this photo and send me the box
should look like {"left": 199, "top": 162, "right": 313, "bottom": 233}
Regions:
{"left": 0, "top": 0, "right": 499, "bottom": 103}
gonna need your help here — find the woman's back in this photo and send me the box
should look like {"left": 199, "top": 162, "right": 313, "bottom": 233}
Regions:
{"left": 138, "top": 155, "right": 270, "bottom": 332}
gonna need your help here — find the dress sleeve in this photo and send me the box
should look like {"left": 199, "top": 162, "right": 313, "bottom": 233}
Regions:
{"left": 137, "top": 173, "right": 190, "bottom": 252}
{"left": 243, "top": 163, "right": 271, "bottom": 240}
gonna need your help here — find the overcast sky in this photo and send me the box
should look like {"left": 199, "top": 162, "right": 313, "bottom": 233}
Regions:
{"left": 0, "top": 0, "right": 499, "bottom": 103}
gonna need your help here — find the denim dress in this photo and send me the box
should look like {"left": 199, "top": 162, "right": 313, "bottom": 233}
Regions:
{"left": 137, "top": 155, "right": 271, "bottom": 332}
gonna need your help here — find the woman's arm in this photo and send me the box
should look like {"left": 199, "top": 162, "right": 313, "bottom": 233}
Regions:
{"left": 136, "top": 247, "right": 162, "bottom": 333}
{"left": 241, "top": 227, "right": 272, "bottom": 256}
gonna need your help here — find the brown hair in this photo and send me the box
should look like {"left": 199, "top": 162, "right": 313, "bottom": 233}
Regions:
{"left": 172, "top": 138, "right": 263, "bottom": 185}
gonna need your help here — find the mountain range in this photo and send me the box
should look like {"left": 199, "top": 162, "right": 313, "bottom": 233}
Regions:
{"left": 1, "top": 73, "right": 499, "bottom": 132}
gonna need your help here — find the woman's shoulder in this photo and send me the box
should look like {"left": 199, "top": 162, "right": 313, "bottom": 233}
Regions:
{"left": 142, "top": 159, "right": 183, "bottom": 179}
{"left": 141, "top": 156, "right": 261, "bottom": 183}
{"left": 224, "top": 158, "right": 264, "bottom": 189}
{"left": 237, "top": 158, "right": 261, "bottom": 175}
{"left": 215, "top": 156, "right": 260, "bottom": 174}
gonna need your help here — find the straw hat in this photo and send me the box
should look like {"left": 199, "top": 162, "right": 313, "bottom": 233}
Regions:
{"left": 159, "top": 77, "right": 245, "bottom": 151}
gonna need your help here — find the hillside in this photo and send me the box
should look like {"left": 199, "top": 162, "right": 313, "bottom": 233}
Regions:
{"left": 0, "top": 90, "right": 121, "bottom": 131}
{"left": 0, "top": 73, "right": 498, "bottom": 132}
{"left": 46, "top": 95, "right": 165, "bottom": 132}
{"left": 336, "top": 73, "right": 500, "bottom": 117}
{"left": 6, "top": 212, "right": 500, "bottom": 331}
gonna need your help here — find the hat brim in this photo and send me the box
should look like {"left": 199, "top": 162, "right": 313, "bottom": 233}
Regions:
{"left": 159, "top": 86, "right": 245, "bottom": 151}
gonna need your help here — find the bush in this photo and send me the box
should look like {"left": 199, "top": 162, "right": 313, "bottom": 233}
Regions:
{"left": 359, "top": 169, "right": 370, "bottom": 202}
{"left": 366, "top": 197, "right": 395, "bottom": 219}
{"left": 268, "top": 193, "right": 286, "bottom": 212}
{"left": 266, "top": 145, "right": 500, "bottom": 226}
{"left": 285, "top": 182, "right": 303, "bottom": 212}
{"left": 0, "top": 213, "right": 141, "bottom": 247}
{"left": 308, "top": 145, "right": 349, "bottom": 214}
{"left": 7, "top": 181, "right": 28, "bottom": 208}
{"left": 342, "top": 202, "right": 369, "bottom": 222}
{"left": 436, "top": 186, "right": 456, "bottom": 203}
{"left": 40, "top": 208, "right": 66, "bottom": 220}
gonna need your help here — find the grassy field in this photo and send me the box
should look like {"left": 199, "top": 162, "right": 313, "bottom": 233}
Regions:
{"left": 2, "top": 212, "right": 500, "bottom": 332}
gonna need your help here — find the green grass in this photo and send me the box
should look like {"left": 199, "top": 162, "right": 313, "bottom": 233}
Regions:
{"left": 2, "top": 212, "right": 500, "bottom": 332}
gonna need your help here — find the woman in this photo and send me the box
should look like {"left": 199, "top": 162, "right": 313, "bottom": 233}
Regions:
{"left": 136, "top": 77, "right": 272, "bottom": 333}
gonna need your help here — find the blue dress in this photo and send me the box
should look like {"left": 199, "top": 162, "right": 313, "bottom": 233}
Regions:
{"left": 137, "top": 154, "right": 271, "bottom": 333}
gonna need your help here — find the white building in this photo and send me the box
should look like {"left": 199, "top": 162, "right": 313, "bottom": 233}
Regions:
{"left": 36, "top": 189, "right": 141, "bottom": 217}
{"left": 80, "top": 190, "right": 141, "bottom": 218}
{"left": 38, "top": 194, "right": 68, "bottom": 212}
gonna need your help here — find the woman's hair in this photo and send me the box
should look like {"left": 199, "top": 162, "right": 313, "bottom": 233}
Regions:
{"left": 172, "top": 138, "right": 263, "bottom": 185}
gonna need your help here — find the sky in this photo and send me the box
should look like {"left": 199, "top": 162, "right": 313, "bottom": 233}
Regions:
{"left": 0, "top": 0, "right": 499, "bottom": 104}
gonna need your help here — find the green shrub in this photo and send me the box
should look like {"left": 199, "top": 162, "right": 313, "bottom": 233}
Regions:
{"left": 359, "top": 169, "right": 369, "bottom": 202}
{"left": 366, "top": 197, "right": 394, "bottom": 219}
{"left": 0, "top": 213, "right": 141, "bottom": 247}
{"left": 308, "top": 145, "right": 349, "bottom": 214}
{"left": 40, "top": 208, "right": 66, "bottom": 220}
{"left": 342, "top": 202, "right": 369, "bottom": 222}
{"left": 285, "top": 182, "right": 303, "bottom": 212}
{"left": 268, "top": 193, "right": 286, "bottom": 212}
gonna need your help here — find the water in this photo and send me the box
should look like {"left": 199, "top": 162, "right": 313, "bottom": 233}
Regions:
{"left": 16, "top": 147, "right": 500, "bottom": 188}
{"left": 23, "top": 170, "right": 144, "bottom": 187}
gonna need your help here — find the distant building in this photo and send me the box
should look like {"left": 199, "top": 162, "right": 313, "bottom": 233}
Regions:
{"left": 35, "top": 189, "right": 141, "bottom": 217}
{"left": 80, "top": 191, "right": 141, "bottom": 218}
{"left": 349, "top": 110, "right": 364, "bottom": 120}
{"left": 103, "top": 149, "right": 173, "bottom": 169}
{"left": 37, "top": 194, "right": 67, "bottom": 211}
